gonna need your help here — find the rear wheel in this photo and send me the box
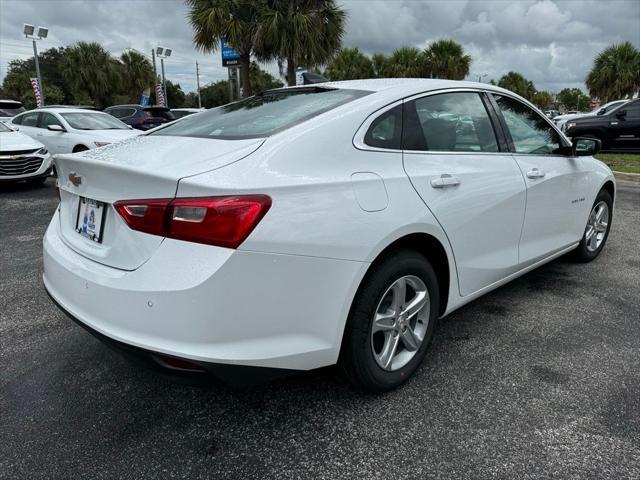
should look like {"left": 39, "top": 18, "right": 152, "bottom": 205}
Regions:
{"left": 571, "top": 189, "right": 613, "bottom": 262}
{"left": 340, "top": 250, "right": 439, "bottom": 392}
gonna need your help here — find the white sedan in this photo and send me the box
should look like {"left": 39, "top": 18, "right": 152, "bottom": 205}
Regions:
{"left": 9, "top": 108, "right": 140, "bottom": 154}
{"left": 44, "top": 79, "right": 615, "bottom": 391}
{"left": 0, "top": 121, "right": 52, "bottom": 184}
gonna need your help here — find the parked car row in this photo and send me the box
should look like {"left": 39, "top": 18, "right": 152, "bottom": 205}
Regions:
{"left": 0, "top": 120, "right": 52, "bottom": 184}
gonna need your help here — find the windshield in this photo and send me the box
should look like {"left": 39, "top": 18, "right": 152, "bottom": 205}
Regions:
{"left": 150, "top": 88, "right": 370, "bottom": 139}
{"left": 60, "top": 112, "right": 129, "bottom": 130}
{"left": 0, "top": 122, "right": 12, "bottom": 132}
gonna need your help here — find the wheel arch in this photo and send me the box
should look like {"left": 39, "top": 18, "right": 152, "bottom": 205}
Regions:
{"left": 601, "top": 179, "right": 615, "bottom": 203}
{"left": 72, "top": 144, "right": 90, "bottom": 153}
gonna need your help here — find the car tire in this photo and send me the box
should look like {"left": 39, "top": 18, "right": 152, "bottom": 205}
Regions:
{"left": 571, "top": 189, "right": 613, "bottom": 263}
{"left": 339, "top": 250, "right": 439, "bottom": 392}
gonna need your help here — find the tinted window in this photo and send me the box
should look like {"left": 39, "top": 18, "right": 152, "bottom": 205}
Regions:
{"left": 364, "top": 105, "right": 402, "bottom": 149}
{"left": 40, "top": 112, "right": 62, "bottom": 128}
{"left": 145, "top": 108, "right": 175, "bottom": 120}
{"left": 403, "top": 92, "right": 498, "bottom": 152}
{"left": 0, "top": 101, "right": 25, "bottom": 117}
{"left": 621, "top": 100, "right": 640, "bottom": 118}
{"left": 61, "top": 112, "right": 129, "bottom": 130}
{"left": 18, "top": 112, "right": 39, "bottom": 127}
{"left": 151, "top": 88, "right": 370, "bottom": 139}
{"left": 494, "top": 95, "right": 562, "bottom": 154}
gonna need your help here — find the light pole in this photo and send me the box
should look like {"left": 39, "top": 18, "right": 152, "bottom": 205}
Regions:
{"left": 155, "top": 47, "right": 172, "bottom": 108}
{"left": 477, "top": 73, "right": 488, "bottom": 83}
{"left": 23, "top": 24, "right": 48, "bottom": 106}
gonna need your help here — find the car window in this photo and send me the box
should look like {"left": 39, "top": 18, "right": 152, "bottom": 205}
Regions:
{"left": 40, "top": 112, "right": 63, "bottom": 128}
{"left": 60, "top": 112, "right": 129, "bottom": 130}
{"left": 494, "top": 95, "right": 562, "bottom": 154}
{"left": 145, "top": 108, "right": 175, "bottom": 120}
{"left": 620, "top": 101, "right": 640, "bottom": 118}
{"left": 18, "top": 112, "right": 39, "bottom": 127}
{"left": 364, "top": 105, "right": 402, "bottom": 149}
{"left": 150, "top": 88, "right": 370, "bottom": 139}
{"left": 403, "top": 92, "right": 498, "bottom": 152}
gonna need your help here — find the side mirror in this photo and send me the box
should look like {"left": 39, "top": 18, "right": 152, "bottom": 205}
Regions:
{"left": 615, "top": 110, "right": 627, "bottom": 119}
{"left": 597, "top": 108, "right": 606, "bottom": 115}
{"left": 47, "top": 124, "right": 65, "bottom": 132}
{"left": 572, "top": 137, "right": 601, "bottom": 157}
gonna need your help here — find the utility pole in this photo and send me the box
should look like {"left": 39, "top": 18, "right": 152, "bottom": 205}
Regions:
{"left": 23, "top": 24, "right": 48, "bottom": 106}
{"left": 196, "top": 61, "right": 202, "bottom": 108}
{"left": 160, "top": 57, "right": 168, "bottom": 108}
{"left": 32, "top": 39, "right": 44, "bottom": 106}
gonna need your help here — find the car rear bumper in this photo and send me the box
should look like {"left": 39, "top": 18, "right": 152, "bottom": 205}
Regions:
{"left": 43, "top": 210, "right": 366, "bottom": 373}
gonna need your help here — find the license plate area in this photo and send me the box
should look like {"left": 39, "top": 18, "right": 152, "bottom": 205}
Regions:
{"left": 75, "top": 197, "right": 107, "bottom": 243}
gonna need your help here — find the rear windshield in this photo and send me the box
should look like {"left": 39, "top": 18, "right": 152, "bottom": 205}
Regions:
{"left": 61, "top": 112, "right": 129, "bottom": 130}
{"left": 150, "top": 88, "right": 370, "bottom": 139}
{"left": 144, "top": 108, "right": 175, "bottom": 120}
{"left": 0, "top": 101, "right": 25, "bottom": 117}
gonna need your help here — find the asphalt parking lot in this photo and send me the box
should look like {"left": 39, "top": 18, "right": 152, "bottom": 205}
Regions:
{"left": 1, "top": 177, "right": 639, "bottom": 480}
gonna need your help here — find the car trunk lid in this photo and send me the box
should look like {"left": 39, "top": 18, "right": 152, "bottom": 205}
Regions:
{"left": 54, "top": 135, "right": 263, "bottom": 270}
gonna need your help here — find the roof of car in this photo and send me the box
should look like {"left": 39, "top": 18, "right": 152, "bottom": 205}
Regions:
{"left": 106, "top": 104, "right": 169, "bottom": 109}
{"left": 33, "top": 107, "right": 106, "bottom": 114}
{"left": 274, "top": 78, "right": 516, "bottom": 100}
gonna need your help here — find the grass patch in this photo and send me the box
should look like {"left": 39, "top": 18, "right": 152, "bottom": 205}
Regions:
{"left": 595, "top": 153, "right": 640, "bottom": 174}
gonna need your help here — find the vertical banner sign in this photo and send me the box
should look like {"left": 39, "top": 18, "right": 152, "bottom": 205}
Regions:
{"left": 155, "top": 83, "right": 166, "bottom": 107}
{"left": 140, "top": 87, "right": 151, "bottom": 107}
{"left": 221, "top": 38, "right": 240, "bottom": 67}
{"left": 30, "top": 78, "right": 42, "bottom": 107}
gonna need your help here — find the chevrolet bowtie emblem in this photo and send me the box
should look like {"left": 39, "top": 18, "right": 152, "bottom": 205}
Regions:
{"left": 68, "top": 172, "right": 82, "bottom": 187}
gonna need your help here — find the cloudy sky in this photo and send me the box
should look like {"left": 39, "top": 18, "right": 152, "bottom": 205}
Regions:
{"left": 1, "top": 0, "right": 639, "bottom": 94}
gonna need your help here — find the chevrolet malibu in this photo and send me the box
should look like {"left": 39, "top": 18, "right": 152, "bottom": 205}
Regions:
{"left": 44, "top": 79, "right": 615, "bottom": 392}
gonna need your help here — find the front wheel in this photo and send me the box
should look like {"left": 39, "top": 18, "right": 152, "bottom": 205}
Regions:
{"left": 571, "top": 189, "right": 613, "bottom": 262}
{"left": 339, "top": 250, "right": 439, "bottom": 392}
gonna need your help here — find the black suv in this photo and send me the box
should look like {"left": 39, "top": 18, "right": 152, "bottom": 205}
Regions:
{"left": 104, "top": 105, "right": 175, "bottom": 131}
{"left": 565, "top": 99, "right": 640, "bottom": 152}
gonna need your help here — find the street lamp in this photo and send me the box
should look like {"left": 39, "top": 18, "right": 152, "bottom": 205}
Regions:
{"left": 156, "top": 46, "right": 172, "bottom": 108}
{"left": 477, "top": 73, "right": 488, "bottom": 83}
{"left": 24, "top": 24, "right": 48, "bottom": 106}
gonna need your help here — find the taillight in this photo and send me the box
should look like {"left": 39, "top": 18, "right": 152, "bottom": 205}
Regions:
{"left": 113, "top": 195, "right": 271, "bottom": 249}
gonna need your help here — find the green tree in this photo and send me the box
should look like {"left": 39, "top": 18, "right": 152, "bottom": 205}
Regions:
{"left": 386, "top": 47, "right": 422, "bottom": 78}
{"left": 371, "top": 53, "right": 390, "bottom": 78}
{"left": 165, "top": 80, "right": 186, "bottom": 108}
{"left": 586, "top": 42, "right": 640, "bottom": 101}
{"left": 120, "top": 50, "right": 155, "bottom": 102}
{"left": 61, "top": 41, "right": 121, "bottom": 107}
{"left": 248, "top": 61, "right": 283, "bottom": 92}
{"left": 254, "top": 0, "right": 346, "bottom": 86}
{"left": 200, "top": 80, "right": 231, "bottom": 108}
{"left": 325, "top": 48, "right": 374, "bottom": 81}
{"left": 556, "top": 88, "right": 591, "bottom": 111}
{"left": 421, "top": 39, "right": 471, "bottom": 80}
{"left": 186, "top": 0, "right": 266, "bottom": 97}
{"left": 531, "top": 90, "right": 553, "bottom": 110}
{"left": 497, "top": 71, "right": 536, "bottom": 100}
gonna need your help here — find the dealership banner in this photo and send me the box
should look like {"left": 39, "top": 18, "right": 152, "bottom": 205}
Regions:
{"left": 155, "top": 83, "right": 165, "bottom": 107}
{"left": 30, "top": 78, "right": 42, "bottom": 107}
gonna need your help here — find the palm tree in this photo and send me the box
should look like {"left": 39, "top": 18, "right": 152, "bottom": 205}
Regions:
{"left": 254, "top": 0, "right": 346, "bottom": 86}
{"left": 421, "top": 39, "right": 471, "bottom": 80}
{"left": 531, "top": 90, "right": 553, "bottom": 110}
{"left": 61, "top": 41, "right": 120, "bottom": 107}
{"left": 325, "top": 48, "right": 373, "bottom": 81}
{"left": 120, "top": 50, "right": 155, "bottom": 102}
{"left": 497, "top": 71, "right": 536, "bottom": 101}
{"left": 185, "top": 0, "right": 266, "bottom": 97}
{"left": 371, "top": 53, "right": 390, "bottom": 78}
{"left": 386, "top": 47, "right": 422, "bottom": 78}
{"left": 586, "top": 42, "right": 640, "bottom": 101}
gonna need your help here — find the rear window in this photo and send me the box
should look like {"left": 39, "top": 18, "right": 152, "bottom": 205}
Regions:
{"left": 145, "top": 108, "right": 175, "bottom": 120}
{"left": 150, "top": 87, "right": 370, "bottom": 140}
{"left": 0, "top": 101, "right": 25, "bottom": 117}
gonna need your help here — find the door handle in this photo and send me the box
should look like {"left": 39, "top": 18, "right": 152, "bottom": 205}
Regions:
{"left": 526, "top": 168, "right": 546, "bottom": 179}
{"left": 430, "top": 174, "right": 461, "bottom": 188}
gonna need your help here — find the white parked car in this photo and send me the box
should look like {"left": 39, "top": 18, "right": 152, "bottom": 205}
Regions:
{"left": 44, "top": 79, "right": 615, "bottom": 391}
{"left": 9, "top": 108, "right": 141, "bottom": 154}
{"left": 0, "top": 121, "right": 52, "bottom": 184}
{"left": 0, "top": 99, "right": 26, "bottom": 123}
{"left": 554, "top": 99, "right": 628, "bottom": 132}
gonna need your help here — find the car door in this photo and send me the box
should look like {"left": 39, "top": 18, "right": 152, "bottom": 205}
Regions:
{"left": 37, "top": 112, "right": 67, "bottom": 154}
{"left": 402, "top": 91, "right": 527, "bottom": 296}
{"left": 489, "top": 93, "right": 589, "bottom": 266}
{"left": 609, "top": 100, "right": 640, "bottom": 151}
